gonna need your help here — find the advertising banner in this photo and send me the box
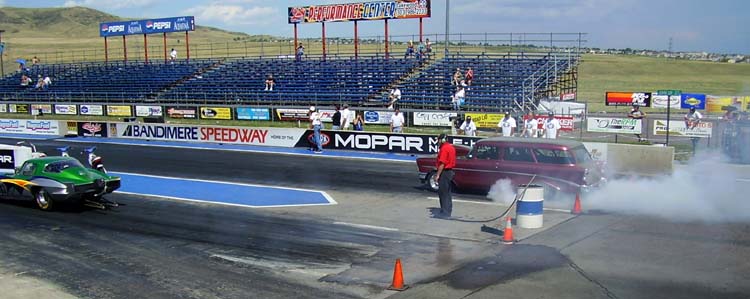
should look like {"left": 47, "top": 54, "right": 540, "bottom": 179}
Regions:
{"left": 413, "top": 112, "right": 457, "bottom": 127}
{"left": 318, "top": 109, "right": 357, "bottom": 123}
{"left": 294, "top": 130, "right": 481, "bottom": 154}
{"left": 107, "top": 105, "right": 132, "bottom": 117}
{"left": 77, "top": 122, "right": 108, "bottom": 137}
{"left": 166, "top": 106, "right": 198, "bottom": 119}
{"left": 364, "top": 110, "right": 395, "bottom": 124}
{"left": 0, "top": 149, "right": 14, "bottom": 171}
{"left": 605, "top": 92, "right": 652, "bottom": 107}
{"left": 66, "top": 122, "right": 78, "bottom": 135}
{"left": 680, "top": 93, "right": 706, "bottom": 110}
{"left": 560, "top": 92, "right": 576, "bottom": 101}
{"left": 523, "top": 115, "right": 575, "bottom": 131}
{"left": 54, "top": 104, "right": 77, "bottom": 115}
{"left": 79, "top": 104, "right": 104, "bottom": 116}
{"left": 587, "top": 117, "right": 642, "bottom": 134}
{"left": 651, "top": 95, "right": 681, "bottom": 109}
{"left": 465, "top": 113, "right": 505, "bottom": 128}
{"left": 9, "top": 104, "right": 29, "bottom": 114}
{"left": 0, "top": 119, "right": 60, "bottom": 135}
{"left": 200, "top": 107, "right": 232, "bottom": 120}
{"left": 653, "top": 120, "right": 713, "bottom": 138}
{"left": 706, "top": 96, "right": 749, "bottom": 113}
{"left": 135, "top": 105, "right": 163, "bottom": 117}
{"left": 289, "top": 0, "right": 431, "bottom": 24}
{"left": 114, "top": 123, "right": 305, "bottom": 147}
{"left": 236, "top": 107, "right": 271, "bottom": 121}
{"left": 100, "top": 16, "right": 195, "bottom": 37}
{"left": 276, "top": 108, "right": 311, "bottom": 121}
{"left": 31, "top": 104, "right": 53, "bottom": 115}
{"left": 0, "top": 104, "right": 6, "bottom": 113}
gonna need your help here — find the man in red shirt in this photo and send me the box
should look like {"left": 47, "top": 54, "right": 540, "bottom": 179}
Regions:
{"left": 435, "top": 133, "right": 456, "bottom": 218}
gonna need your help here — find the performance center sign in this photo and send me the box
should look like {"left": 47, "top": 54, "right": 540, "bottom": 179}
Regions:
{"left": 605, "top": 92, "right": 652, "bottom": 107}
{"left": 100, "top": 16, "right": 195, "bottom": 37}
{"left": 288, "top": 0, "right": 430, "bottom": 23}
{"left": 587, "top": 117, "right": 642, "bottom": 134}
{"left": 113, "top": 123, "right": 304, "bottom": 147}
{"left": 653, "top": 120, "right": 713, "bottom": 138}
{"left": 294, "top": 130, "right": 481, "bottom": 154}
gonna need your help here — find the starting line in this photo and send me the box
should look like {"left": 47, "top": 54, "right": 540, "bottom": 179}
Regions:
{"left": 112, "top": 172, "right": 336, "bottom": 208}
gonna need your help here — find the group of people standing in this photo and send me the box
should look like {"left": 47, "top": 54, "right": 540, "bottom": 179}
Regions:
{"left": 450, "top": 110, "right": 562, "bottom": 139}
{"left": 307, "top": 104, "right": 364, "bottom": 153}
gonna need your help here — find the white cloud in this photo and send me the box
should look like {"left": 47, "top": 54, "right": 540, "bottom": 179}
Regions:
{"left": 63, "top": 0, "right": 156, "bottom": 10}
{"left": 453, "top": 0, "right": 631, "bottom": 19}
{"left": 184, "top": 4, "right": 276, "bottom": 25}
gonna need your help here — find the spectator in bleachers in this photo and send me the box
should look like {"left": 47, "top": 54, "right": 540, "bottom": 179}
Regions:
{"left": 296, "top": 44, "right": 305, "bottom": 61}
{"left": 264, "top": 74, "right": 276, "bottom": 91}
{"left": 425, "top": 38, "right": 432, "bottom": 56}
{"left": 354, "top": 113, "right": 365, "bottom": 131}
{"left": 460, "top": 116, "right": 477, "bottom": 137}
{"left": 465, "top": 67, "right": 474, "bottom": 86}
{"left": 404, "top": 40, "right": 415, "bottom": 59}
{"left": 34, "top": 75, "right": 45, "bottom": 90}
{"left": 390, "top": 108, "right": 405, "bottom": 133}
{"left": 20, "top": 74, "right": 32, "bottom": 87}
{"left": 522, "top": 111, "right": 539, "bottom": 138}
{"left": 43, "top": 76, "right": 52, "bottom": 90}
{"left": 32, "top": 56, "right": 39, "bottom": 65}
{"left": 388, "top": 86, "right": 401, "bottom": 110}
{"left": 332, "top": 105, "right": 342, "bottom": 130}
{"left": 416, "top": 42, "right": 426, "bottom": 60}
{"left": 452, "top": 68, "right": 463, "bottom": 86}
{"left": 341, "top": 104, "right": 352, "bottom": 130}
{"left": 452, "top": 85, "right": 465, "bottom": 110}
{"left": 170, "top": 48, "right": 177, "bottom": 62}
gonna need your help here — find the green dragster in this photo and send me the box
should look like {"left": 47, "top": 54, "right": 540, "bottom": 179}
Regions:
{"left": 0, "top": 156, "right": 121, "bottom": 211}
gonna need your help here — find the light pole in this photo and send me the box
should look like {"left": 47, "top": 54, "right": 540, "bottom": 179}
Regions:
{"left": 0, "top": 29, "right": 5, "bottom": 77}
{"left": 444, "top": 0, "right": 450, "bottom": 55}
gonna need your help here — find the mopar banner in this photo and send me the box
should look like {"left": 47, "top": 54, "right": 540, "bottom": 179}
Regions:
{"left": 54, "top": 104, "right": 77, "bottom": 115}
{"left": 413, "top": 112, "right": 457, "bottom": 127}
{"left": 587, "top": 117, "right": 642, "bottom": 134}
{"left": 0, "top": 149, "right": 14, "bottom": 170}
{"left": 606, "top": 92, "right": 652, "bottom": 107}
{"left": 135, "top": 105, "right": 163, "bottom": 117}
{"left": 100, "top": 16, "right": 195, "bottom": 37}
{"left": 107, "top": 105, "right": 132, "bottom": 116}
{"left": 651, "top": 95, "right": 681, "bottom": 109}
{"left": 31, "top": 104, "right": 53, "bottom": 115}
{"left": 114, "top": 123, "right": 305, "bottom": 147}
{"left": 289, "top": 0, "right": 431, "bottom": 24}
{"left": 276, "top": 108, "right": 311, "bottom": 121}
{"left": 80, "top": 104, "right": 104, "bottom": 116}
{"left": 523, "top": 115, "right": 575, "bottom": 131}
{"left": 9, "top": 104, "right": 29, "bottom": 114}
{"left": 680, "top": 93, "right": 706, "bottom": 110}
{"left": 237, "top": 107, "right": 271, "bottom": 121}
{"left": 0, "top": 119, "right": 60, "bottom": 135}
{"left": 465, "top": 113, "right": 504, "bottom": 128}
{"left": 364, "top": 111, "right": 395, "bottom": 124}
{"left": 200, "top": 107, "right": 232, "bottom": 120}
{"left": 77, "top": 122, "right": 108, "bottom": 137}
{"left": 653, "top": 120, "right": 713, "bottom": 138}
{"left": 293, "top": 130, "right": 481, "bottom": 154}
{"left": 166, "top": 106, "right": 198, "bottom": 119}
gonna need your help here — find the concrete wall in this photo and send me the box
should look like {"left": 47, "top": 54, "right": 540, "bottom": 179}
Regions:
{"left": 584, "top": 142, "right": 674, "bottom": 176}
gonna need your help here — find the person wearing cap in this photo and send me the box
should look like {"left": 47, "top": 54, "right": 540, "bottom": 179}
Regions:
{"left": 390, "top": 108, "right": 406, "bottom": 133}
{"left": 521, "top": 111, "right": 539, "bottom": 138}
{"left": 628, "top": 104, "right": 646, "bottom": 141}
{"left": 341, "top": 104, "right": 352, "bottom": 130}
{"left": 435, "top": 133, "right": 456, "bottom": 218}
{"left": 497, "top": 111, "right": 517, "bottom": 137}
{"left": 684, "top": 107, "right": 703, "bottom": 155}
{"left": 459, "top": 115, "right": 477, "bottom": 137}
{"left": 542, "top": 111, "right": 562, "bottom": 139}
{"left": 309, "top": 106, "right": 323, "bottom": 153}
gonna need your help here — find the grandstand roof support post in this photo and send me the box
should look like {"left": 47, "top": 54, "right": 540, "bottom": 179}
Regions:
{"left": 163, "top": 33, "right": 167, "bottom": 62}
{"left": 144, "top": 34, "right": 149, "bottom": 63}
{"left": 384, "top": 19, "right": 389, "bottom": 59}
{"left": 104, "top": 36, "right": 109, "bottom": 63}
{"left": 419, "top": 18, "right": 423, "bottom": 43}
{"left": 322, "top": 22, "right": 327, "bottom": 60}
{"left": 186, "top": 31, "right": 190, "bottom": 61}
{"left": 354, "top": 21, "right": 359, "bottom": 59}
{"left": 123, "top": 35, "right": 127, "bottom": 62}
{"left": 293, "top": 23, "right": 298, "bottom": 57}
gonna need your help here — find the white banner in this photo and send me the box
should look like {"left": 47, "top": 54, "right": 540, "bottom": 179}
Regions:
{"left": 80, "top": 104, "right": 104, "bottom": 116}
{"left": 587, "top": 117, "right": 642, "bottom": 134}
{"left": 0, "top": 104, "right": 6, "bottom": 113}
{"left": 364, "top": 111, "right": 395, "bottom": 124}
{"left": 651, "top": 95, "right": 682, "bottom": 109}
{"left": 135, "top": 105, "right": 163, "bottom": 117}
{"left": 31, "top": 104, "right": 53, "bottom": 114}
{"left": 54, "top": 105, "right": 77, "bottom": 115}
{"left": 413, "top": 112, "right": 457, "bottom": 127}
{"left": 113, "top": 123, "right": 305, "bottom": 147}
{"left": 0, "top": 119, "right": 61, "bottom": 135}
{"left": 318, "top": 109, "right": 356, "bottom": 124}
{"left": 652, "top": 120, "right": 713, "bottom": 138}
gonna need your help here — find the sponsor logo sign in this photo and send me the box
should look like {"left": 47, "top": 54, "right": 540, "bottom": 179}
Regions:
{"left": 587, "top": 117, "right": 642, "bottom": 134}
{"left": 135, "top": 105, "right": 163, "bottom": 117}
{"left": 54, "top": 104, "right": 78, "bottom": 115}
{"left": 318, "top": 109, "right": 357, "bottom": 123}
{"left": 0, "top": 149, "right": 15, "bottom": 170}
{"left": 200, "top": 107, "right": 232, "bottom": 120}
{"left": 0, "top": 119, "right": 60, "bottom": 135}
{"left": 364, "top": 111, "right": 395, "bottom": 124}
{"left": 80, "top": 104, "right": 104, "bottom": 116}
{"left": 413, "top": 112, "right": 457, "bottom": 127}
{"left": 606, "top": 92, "right": 652, "bottom": 107}
{"left": 465, "top": 113, "right": 505, "bottom": 128}
{"left": 77, "top": 122, "right": 108, "bottom": 137}
{"left": 276, "top": 108, "right": 311, "bottom": 121}
{"left": 166, "top": 106, "right": 198, "bottom": 119}
{"left": 651, "top": 94, "right": 681, "bottom": 109}
{"left": 560, "top": 92, "right": 576, "bottom": 101}
{"left": 100, "top": 16, "right": 195, "bottom": 37}
{"left": 236, "top": 107, "right": 271, "bottom": 121}
{"left": 680, "top": 93, "right": 706, "bottom": 110}
{"left": 288, "top": 0, "right": 431, "bottom": 24}
{"left": 107, "top": 105, "right": 132, "bottom": 116}
{"left": 653, "top": 120, "right": 713, "bottom": 138}
{"left": 523, "top": 115, "right": 575, "bottom": 131}
{"left": 0, "top": 104, "right": 6, "bottom": 113}
{"left": 31, "top": 104, "right": 53, "bottom": 115}
{"left": 294, "top": 130, "right": 481, "bottom": 154}
{"left": 114, "top": 123, "right": 305, "bottom": 147}
{"left": 9, "top": 104, "right": 29, "bottom": 114}
{"left": 706, "top": 96, "right": 750, "bottom": 113}
{"left": 66, "top": 121, "right": 77, "bottom": 135}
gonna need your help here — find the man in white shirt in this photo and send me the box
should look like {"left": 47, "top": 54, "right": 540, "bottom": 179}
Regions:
{"left": 684, "top": 107, "right": 703, "bottom": 129}
{"left": 521, "top": 111, "right": 539, "bottom": 138}
{"left": 309, "top": 106, "right": 323, "bottom": 153}
{"left": 341, "top": 104, "right": 352, "bottom": 130}
{"left": 460, "top": 116, "right": 477, "bottom": 137}
{"left": 496, "top": 112, "right": 517, "bottom": 137}
{"left": 542, "top": 112, "right": 562, "bottom": 139}
{"left": 390, "top": 108, "right": 406, "bottom": 133}
{"left": 452, "top": 86, "right": 465, "bottom": 110}
{"left": 170, "top": 48, "right": 177, "bottom": 61}
{"left": 388, "top": 87, "right": 401, "bottom": 110}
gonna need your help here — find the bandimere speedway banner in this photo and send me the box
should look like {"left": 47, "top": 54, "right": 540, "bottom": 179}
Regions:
{"left": 0, "top": 119, "right": 61, "bottom": 135}
{"left": 652, "top": 120, "right": 713, "bottom": 138}
{"left": 112, "top": 123, "right": 305, "bottom": 147}
{"left": 587, "top": 117, "right": 642, "bottom": 134}
{"left": 293, "top": 130, "right": 482, "bottom": 154}
{"left": 288, "top": 0, "right": 431, "bottom": 24}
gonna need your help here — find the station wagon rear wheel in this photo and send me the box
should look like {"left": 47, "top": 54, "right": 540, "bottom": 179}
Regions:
{"left": 34, "top": 189, "right": 54, "bottom": 211}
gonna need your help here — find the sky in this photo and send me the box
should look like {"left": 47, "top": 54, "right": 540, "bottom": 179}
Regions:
{"left": 1, "top": 0, "right": 748, "bottom": 54}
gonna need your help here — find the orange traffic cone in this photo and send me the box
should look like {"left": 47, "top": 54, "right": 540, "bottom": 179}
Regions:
{"left": 572, "top": 192, "right": 582, "bottom": 215}
{"left": 502, "top": 217, "right": 514, "bottom": 244}
{"left": 388, "top": 259, "right": 409, "bottom": 291}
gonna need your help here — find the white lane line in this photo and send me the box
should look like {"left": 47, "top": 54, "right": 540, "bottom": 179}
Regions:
{"left": 115, "top": 191, "right": 337, "bottom": 208}
{"left": 427, "top": 197, "right": 571, "bottom": 213}
{"left": 333, "top": 221, "right": 400, "bottom": 232}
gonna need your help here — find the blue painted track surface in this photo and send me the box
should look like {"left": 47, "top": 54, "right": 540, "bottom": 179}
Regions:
{"left": 113, "top": 172, "right": 334, "bottom": 208}
{"left": 0, "top": 133, "right": 60, "bottom": 140}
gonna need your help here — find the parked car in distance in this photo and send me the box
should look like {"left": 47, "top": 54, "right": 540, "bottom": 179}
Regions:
{"left": 417, "top": 137, "right": 605, "bottom": 198}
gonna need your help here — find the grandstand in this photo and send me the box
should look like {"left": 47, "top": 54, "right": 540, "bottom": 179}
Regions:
{"left": 0, "top": 52, "right": 579, "bottom": 112}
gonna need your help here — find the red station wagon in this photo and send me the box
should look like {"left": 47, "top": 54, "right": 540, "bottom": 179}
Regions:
{"left": 417, "top": 137, "right": 606, "bottom": 197}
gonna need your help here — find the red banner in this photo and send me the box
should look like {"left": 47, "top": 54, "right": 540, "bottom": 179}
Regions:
{"left": 523, "top": 115, "right": 575, "bottom": 131}
{"left": 606, "top": 92, "right": 652, "bottom": 107}
{"left": 289, "top": 0, "right": 431, "bottom": 23}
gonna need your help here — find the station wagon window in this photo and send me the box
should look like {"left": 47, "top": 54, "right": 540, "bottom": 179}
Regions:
{"left": 503, "top": 147, "right": 535, "bottom": 162}
{"left": 572, "top": 146, "right": 593, "bottom": 164}
{"left": 473, "top": 144, "right": 500, "bottom": 160}
{"left": 19, "top": 163, "right": 36, "bottom": 176}
{"left": 533, "top": 148, "right": 574, "bottom": 164}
